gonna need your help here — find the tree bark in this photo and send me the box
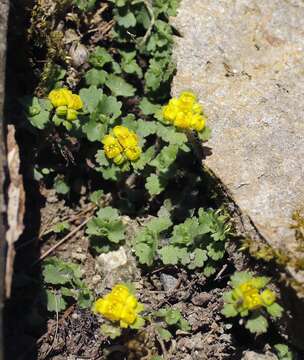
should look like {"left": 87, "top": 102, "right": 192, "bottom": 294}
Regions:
{"left": 0, "top": 1, "right": 10, "bottom": 360}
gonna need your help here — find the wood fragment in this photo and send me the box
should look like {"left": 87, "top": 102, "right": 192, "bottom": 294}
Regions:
{"left": 5, "top": 125, "right": 25, "bottom": 298}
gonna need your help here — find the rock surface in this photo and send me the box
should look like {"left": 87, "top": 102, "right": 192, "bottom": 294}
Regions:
{"left": 242, "top": 351, "right": 278, "bottom": 360}
{"left": 172, "top": 0, "right": 304, "bottom": 285}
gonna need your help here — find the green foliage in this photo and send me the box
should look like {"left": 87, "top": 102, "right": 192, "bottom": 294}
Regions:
{"left": 42, "top": 257, "right": 92, "bottom": 312}
{"left": 153, "top": 307, "right": 191, "bottom": 342}
{"left": 274, "top": 344, "right": 294, "bottom": 360}
{"left": 222, "top": 271, "right": 284, "bottom": 335}
{"left": 73, "top": 0, "right": 96, "bottom": 11}
{"left": 21, "top": 96, "right": 52, "bottom": 129}
{"left": 54, "top": 176, "right": 70, "bottom": 195}
{"left": 52, "top": 221, "right": 70, "bottom": 234}
{"left": 100, "top": 323, "right": 122, "bottom": 339}
{"left": 86, "top": 206, "right": 125, "bottom": 253}
{"left": 159, "top": 209, "right": 229, "bottom": 274}
{"left": 134, "top": 216, "right": 172, "bottom": 266}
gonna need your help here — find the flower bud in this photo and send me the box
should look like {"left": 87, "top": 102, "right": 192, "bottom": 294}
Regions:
{"left": 66, "top": 109, "right": 78, "bottom": 121}
{"left": 56, "top": 105, "right": 68, "bottom": 116}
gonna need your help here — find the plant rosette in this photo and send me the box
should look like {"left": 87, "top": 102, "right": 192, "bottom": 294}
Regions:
{"left": 222, "top": 271, "right": 284, "bottom": 334}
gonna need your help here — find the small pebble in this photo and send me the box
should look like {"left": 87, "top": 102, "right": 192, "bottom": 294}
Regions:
{"left": 160, "top": 273, "right": 179, "bottom": 291}
{"left": 191, "top": 292, "right": 212, "bottom": 306}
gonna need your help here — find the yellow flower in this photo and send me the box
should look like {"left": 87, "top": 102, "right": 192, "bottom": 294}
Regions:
{"left": 174, "top": 111, "right": 191, "bottom": 129}
{"left": 163, "top": 105, "right": 178, "bottom": 123}
{"left": 192, "top": 102, "right": 203, "bottom": 114}
{"left": 48, "top": 89, "right": 67, "bottom": 107}
{"left": 68, "top": 94, "right": 83, "bottom": 110}
{"left": 243, "top": 289, "right": 263, "bottom": 310}
{"left": 113, "top": 154, "right": 125, "bottom": 165}
{"left": 261, "top": 289, "right": 276, "bottom": 306}
{"left": 92, "top": 284, "right": 144, "bottom": 329}
{"left": 178, "top": 91, "right": 196, "bottom": 111}
{"left": 113, "top": 126, "right": 138, "bottom": 148}
{"left": 124, "top": 146, "right": 141, "bottom": 161}
{"left": 189, "top": 114, "right": 206, "bottom": 131}
{"left": 102, "top": 135, "right": 123, "bottom": 159}
{"left": 161, "top": 91, "right": 207, "bottom": 132}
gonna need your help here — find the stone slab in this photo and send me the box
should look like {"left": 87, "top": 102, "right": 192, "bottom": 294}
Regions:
{"left": 172, "top": 0, "right": 304, "bottom": 280}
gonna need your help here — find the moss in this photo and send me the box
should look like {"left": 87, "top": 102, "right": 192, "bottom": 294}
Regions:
{"left": 240, "top": 210, "right": 304, "bottom": 295}
{"left": 28, "top": 0, "right": 72, "bottom": 95}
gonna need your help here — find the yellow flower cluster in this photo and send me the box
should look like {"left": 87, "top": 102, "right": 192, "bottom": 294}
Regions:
{"left": 48, "top": 88, "right": 83, "bottom": 121}
{"left": 232, "top": 279, "right": 276, "bottom": 311}
{"left": 92, "top": 284, "right": 144, "bottom": 328}
{"left": 162, "top": 91, "right": 207, "bottom": 131}
{"left": 102, "top": 126, "right": 141, "bottom": 165}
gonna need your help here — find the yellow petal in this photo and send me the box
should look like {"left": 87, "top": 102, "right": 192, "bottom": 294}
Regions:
{"left": 124, "top": 146, "right": 141, "bottom": 161}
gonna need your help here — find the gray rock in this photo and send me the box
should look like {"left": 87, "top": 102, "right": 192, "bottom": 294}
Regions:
{"left": 160, "top": 273, "right": 179, "bottom": 291}
{"left": 172, "top": 0, "right": 304, "bottom": 287}
{"left": 242, "top": 351, "right": 278, "bottom": 360}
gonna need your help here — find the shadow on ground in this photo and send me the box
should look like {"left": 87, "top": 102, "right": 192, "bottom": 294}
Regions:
{"left": 4, "top": 1, "right": 47, "bottom": 359}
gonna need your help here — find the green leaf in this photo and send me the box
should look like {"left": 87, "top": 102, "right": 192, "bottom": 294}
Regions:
{"left": 179, "top": 318, "right": 191, "bottom": 332}
{"left": 133, "top": 146, "right": 156, "bottom": 171}
{"left": 73, "top": 0, "right": 96, "bottom": 11}
{"left": 203, "top": 261, "right": 217, "bottom": 277}
{"left": 100, "top": 324, "right": 122, "bottom": 339}
{"left": 120, "top": 50, "right": 143, "bottom": 77}
{"left": 136, "top": 119, "right": 157, "bottom": 138}
{"left": 43, "top": 265, "right": 71, "bottom": 285}
{"left": 159, "top": 245, "right": 179, "bottom": 265}
{"left": 156, "top": 124, "right": 188, "bottom": 146}
{"left": 274, "top": 344, "right": 293, "bottom": 360}
{"left": 198, "top": 126, "right": 212, "bottom": 142}
{"left": 134, "top": 242, "right": 156, "bottom": 266}
{"left": 266, "top": 302, "right": 283, "bottom": 319}
{"left": 130, "top": 316, "right": 145, "bottom": 329}
{"left": 165, "top": 309, "right": 182, "bottom": 325}
{"left": 84, "top": 69, "right": 107, "bottom": 86}
{"left": 54, "top": 177, "right": 70, "bottom": 195}
{"left": 146, "top": 216, "right": 172, "bottom": 233}
{"left": 139, "top": 97, "right": 161, "bottom": 115}
{"left": 98, "top": 94, "right": 122, "bottom": 120}
{"left": 230, "top": 271, "right": 253, "bottom": 288}
{"left": 145, "top": 174, "right": 166, "bottom": 196}
{"left": 82, "top": 119, "right": 107, "bottom": 142}
{"left": 89, "top": 190, "right": 104, "bottom": 206}
{"left": 79, "top": 86, "right": 103, "bottom": 113}
{"left": 188, "top": 248, "right": 208, "bottom": 269}
{"left": 150, "top": 144, "right": 178, "bottom": 172}
{"left": 105, "top": 74, "right": 136, "bottom": 97}
{"left": 86, "top": 207, "right": 125, "bottom": 243}
{"left": 89, "top": 46, "right": 113, "bottom": 68}
{"left": 46, "top": 290, "right": 67, "bottom": 312}
{"left": 222, "top": 291, "right": 234, "bottom": 303}
{"left": 207, "top": 241, "right": 225, "bottom": 261}
{"left": 117, "top": 12, "right": 137, "bottom": 28}
{"left": 52, "top": 221, "right": 70, "bottom": 234}
{"left": 170, "top": 218, "right": 200, "bottom": 246}
{"left": 157, "top": 327, "right": 172, "bottom": 342}
{"left": 29, "top": 110, "right": 50, "bottom": 130}
{"left": 245, "top": 314, "right": 268, "bottom": 334}
{"left": 95, "top": 150, "right": 109, "bottom": 167}
{"left": 78, "top": 288, "right": 93, "bottom": 308}
{"left": 221, "top": 303, "right": 238, "bottom": 318}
